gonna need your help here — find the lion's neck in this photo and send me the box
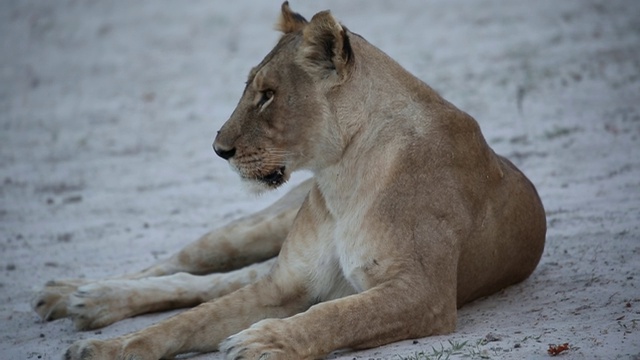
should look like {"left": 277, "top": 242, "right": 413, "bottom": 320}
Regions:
{"left": 314, "top": 116, "right": 403, "bottom": 218}
{"left": 312, "top": 35, "right": 447, "bottom": 217}
{"left": 331, "top": 34, "right": 445, "bottom": 152}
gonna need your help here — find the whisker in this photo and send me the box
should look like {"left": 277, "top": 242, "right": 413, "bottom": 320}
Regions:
{"left": 265, "top": 148, "right": 294, "bottom": 154}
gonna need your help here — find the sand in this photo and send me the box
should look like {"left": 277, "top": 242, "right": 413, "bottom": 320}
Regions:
{"left": 1, "top": 1, "right": 639, "bottom": 359}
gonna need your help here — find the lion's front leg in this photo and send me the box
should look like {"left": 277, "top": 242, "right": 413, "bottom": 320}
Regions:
{"left": 218, "top": 197, "right": 459, "bottom": 359}
{"left": 220, "top": 278, "right": 456, "bottom": 360}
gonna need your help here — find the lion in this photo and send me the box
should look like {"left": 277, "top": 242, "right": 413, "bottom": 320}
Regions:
{"left": 37, "top": 3, "right": 546, "bottom": 359}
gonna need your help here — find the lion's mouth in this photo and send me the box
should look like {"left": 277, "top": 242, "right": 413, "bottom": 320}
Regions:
{"left": 257, "top": 166, "right": 286, "bottom": 187}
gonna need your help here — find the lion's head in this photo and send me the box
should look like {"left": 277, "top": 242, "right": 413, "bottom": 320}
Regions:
{"left": 213, "top": 2, "right": 354, "bottom": 192}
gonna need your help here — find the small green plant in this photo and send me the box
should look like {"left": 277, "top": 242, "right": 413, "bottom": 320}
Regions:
{"left": 396, "top": 339, "right": 492, "bottom": 360}
{"left": 543, "top": 125, "right": 581, "bottom": 139}
{"left": 518, "top": 334, "right": 543, "bottom": 343}
{"left": 463, "top": 339, "right": 491, "bottom": 359}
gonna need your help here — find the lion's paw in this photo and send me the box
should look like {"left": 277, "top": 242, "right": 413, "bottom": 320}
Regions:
{"left": 220, "top": 319, "right": 303, "bottom": 360}
{"left": 32, "top": 279, "right": 89, "bottom": 322}
{"left": 64, "top": 339, "right": 124, "bottom": 360}
{"left": 66, "top": 281, "right": 137, "bottom": 330}
{"left": 33, "top": 278, "right": 137, "bottom": 330}
{"left": 65, "top": 337, "right": 163, "bottom": 360}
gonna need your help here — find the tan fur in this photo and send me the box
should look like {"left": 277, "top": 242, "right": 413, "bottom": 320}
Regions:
{"left": 58, "top": 3, "right": 545, "bottom": 359}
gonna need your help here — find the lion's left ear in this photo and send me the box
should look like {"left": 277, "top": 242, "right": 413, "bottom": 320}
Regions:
{"left": 297, "top": 10, "right": 353, "bottom": 82}
{"left": 276, "top": 2, "right": 308, "bottom": 34}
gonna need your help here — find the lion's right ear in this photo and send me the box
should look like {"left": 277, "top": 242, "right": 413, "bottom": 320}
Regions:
{"left": 297, "top": 10, "right": 353, "bottom": 83}
{"left": 276, "top": 2, "right": 308, "bottom": 34}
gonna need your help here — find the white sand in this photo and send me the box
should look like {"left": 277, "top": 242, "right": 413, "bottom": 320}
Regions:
{"left": 1, "top": 1, "right": 639, "bottom": 359}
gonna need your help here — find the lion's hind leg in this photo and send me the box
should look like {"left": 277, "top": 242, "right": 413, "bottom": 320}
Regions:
{"left": 33, "top": 179, "right": 311, "bottom": 328}
{"left": 131, "top": 178, "right": 312, "bottom": 278}
{"left": 62, "top": 259, "right": 274, "bottom": 330}
{"left": 32, "top": 279, "right": 90, "bottom": 322}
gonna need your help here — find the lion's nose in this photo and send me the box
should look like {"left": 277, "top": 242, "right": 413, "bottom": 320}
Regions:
{"left": 213, "top": 143, "right": 236, "bottom": 160}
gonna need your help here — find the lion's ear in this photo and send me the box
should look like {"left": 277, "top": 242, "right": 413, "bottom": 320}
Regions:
{"left": 276, "top": 2, "right": 308, "bottom": 34}
{"left": 298, "top": 10, "right": 353, "bottom": 82}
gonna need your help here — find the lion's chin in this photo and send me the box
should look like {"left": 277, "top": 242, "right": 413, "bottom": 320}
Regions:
{"left": 258, "top": 166, "right": 287, "bottom": 186}
{"left": 241, "top": 166, "right": 289, "bottom": 195}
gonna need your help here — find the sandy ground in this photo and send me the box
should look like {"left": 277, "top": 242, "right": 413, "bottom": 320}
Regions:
{"left": 1, "top": 0, "right": 639, "bottom": 359}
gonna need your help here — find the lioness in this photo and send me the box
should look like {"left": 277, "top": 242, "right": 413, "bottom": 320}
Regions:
{"left": 42, "top": 3, "right": 546, "bottom": 359}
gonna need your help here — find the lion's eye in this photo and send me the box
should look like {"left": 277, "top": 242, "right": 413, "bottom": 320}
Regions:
{"left": 257, "top": 90, "right": 274, "bottom": 110}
